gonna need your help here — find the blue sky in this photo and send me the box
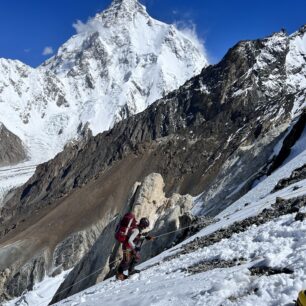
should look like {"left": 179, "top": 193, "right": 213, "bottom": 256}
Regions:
{"left": 0, "top": 0, "right": 305, "bottom": 67}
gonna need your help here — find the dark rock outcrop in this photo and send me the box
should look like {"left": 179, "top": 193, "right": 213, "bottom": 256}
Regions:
{"left": 249, "top": 266, "right": 293, "bottom": 276}
{"left": 274, "top": 163, "right": 306, "bottom": 191}
{"left": 183, "top": 258, "right": 246, "bottom": 275}
{"left": 49, "top": 218, "right": 119, "bottom": 305}
{"left": 0, "top": 124, "right": 27, "bottom": 166}
{"left": 0, "top": 249, "right": 49, "bottom": 302}
{"left": 268, "top": 110, "right": 306, "bottom": 175}
{"left": 295, "top": 212, "right": 306, "bottom": 222}
{"left": 50, "top": 173, "right": 205, "bottom": 304}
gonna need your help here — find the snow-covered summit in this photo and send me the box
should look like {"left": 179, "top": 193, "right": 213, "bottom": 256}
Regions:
{"left": 42, "top": 0, "right": 207, "bottom": 130}
{"left": 97, "top": 0, "right": 147, "bottom": 22}
{"left": 0, "top": 0, "right": 207, "bottom": 161}
{"left": 0, "top": 0, "right": 207, "bottom": 200}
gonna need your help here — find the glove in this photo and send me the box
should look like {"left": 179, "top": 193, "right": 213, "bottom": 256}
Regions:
{"left": 145, "top": 235, "right": 156, "bottom": 241}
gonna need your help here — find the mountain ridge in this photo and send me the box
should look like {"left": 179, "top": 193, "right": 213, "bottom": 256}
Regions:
{"left": 0, "top": 25, "right": 305, "bottom": 303}
{"left": 0, "top": 2, "right": 305, "bottom": 302}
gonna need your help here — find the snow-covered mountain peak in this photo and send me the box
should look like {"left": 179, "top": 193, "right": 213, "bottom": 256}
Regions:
{"left": 111, "top": 0, "right": 140, "bottom": 6}
{"left": 0, "top": 0, "right": 207, "bottom": 199}
{"left": 40, "top": 0, "right": 207, "bottom": 136}
{"left": 261, "top": 30, "right": 288, "bottom": 53}
{"left": 108, "top": 0, "right": 143, "bottom": 11}
{"left": 94, "top": 0, "right": 147, "bottom": 25}
{"left": 297, "top": 24, "right": 306, "bottom": 34}
{"left": 289, "top": 24, "right": 306, "bottom": 44}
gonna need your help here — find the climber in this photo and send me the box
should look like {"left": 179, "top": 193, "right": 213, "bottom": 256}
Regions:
{"left": 115, "top": 215, "right": 155, "bottom": 280}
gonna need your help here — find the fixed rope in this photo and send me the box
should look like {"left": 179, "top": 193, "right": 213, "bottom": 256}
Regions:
{"left": 31, "top": 186, "right": 306, "bottom": 305}
{"left": 36, "top": 257, "right": 122, "bottom": 306}
{"left": 35, "top": 220, "right": 208, "bottom": 306}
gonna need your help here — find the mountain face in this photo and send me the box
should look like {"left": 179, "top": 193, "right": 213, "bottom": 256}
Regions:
{"left": 0, "top": 24, "right": 305, "bottom": 303}
{"left": 50, "top": 173, "right": 206, "bottom": 304}
{"left": 0, "top": 124, "right": 27, "bottom": 167}
{"left": 44, "top": 0, "right": 206, "bottom": 135}
{"left": 0, "top": 0, "right": 207, "bottom": 168}
{"left": 2, "top": 27, "right": 305, "bottom": 222}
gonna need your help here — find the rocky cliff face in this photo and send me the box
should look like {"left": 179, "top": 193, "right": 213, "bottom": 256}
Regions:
{"left": 2, "top": 27, "right": 306, "bottom": 224}
{"left": 0, "top": 124, "right": 27, "bottom": 167}
{"left": 0, "top": 26, "right": 305, "bottom": 303}
{"left": 50, "top": 173, "right": 204, "bottom": 304}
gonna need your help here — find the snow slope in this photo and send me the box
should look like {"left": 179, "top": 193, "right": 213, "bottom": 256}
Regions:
{"left": 0, "top": 0, "right": 207, "bottom": 201}
{"left": 52, "top": 212, "right": 306, "bottom": 306}
{"left": 9, "top": 126, "right": 306, "bottom": 306}
{"left": 0, "top": 162, "right": 36, "bottom": 203}
{"left": 5, "top": 270, "right": 71, "bottom": 306}
{"left": 50, "top": 132, "right": 306, "bottom": 306}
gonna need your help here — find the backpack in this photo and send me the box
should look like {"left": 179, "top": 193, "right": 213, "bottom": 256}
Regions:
{"left": 115, "top": 213, "right": 137, "bottom": 243}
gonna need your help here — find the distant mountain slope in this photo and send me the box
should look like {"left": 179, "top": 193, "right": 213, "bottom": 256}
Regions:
{"left": 0, "top": 124, "right": 26, "bottom": 167}
{"left": 0, "top": 0, "right": 207, "bottom": 200}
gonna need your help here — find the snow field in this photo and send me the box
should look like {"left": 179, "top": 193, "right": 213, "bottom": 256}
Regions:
{"left": 52, "top": 212, "right": 306, "bottom": 306}
{"left": 5, "top": 270, "right": 71, "bottom": 306}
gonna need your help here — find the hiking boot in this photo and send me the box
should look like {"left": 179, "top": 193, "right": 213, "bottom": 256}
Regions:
{"left": 129, "top": 269, "right": 141, "bottom": 275}
{"left": 116, "top": 273, "right": 128, "bottom": 281}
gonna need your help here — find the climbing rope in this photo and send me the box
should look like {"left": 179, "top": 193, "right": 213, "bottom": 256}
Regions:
{"left": 34, "top": 220, "right": 208, "bottom": 306}
{"left": 30, "top": 186, "right": 306, "bottom": 305}
{"left": 35, "top": 257, "right": 122, "bottom": 306}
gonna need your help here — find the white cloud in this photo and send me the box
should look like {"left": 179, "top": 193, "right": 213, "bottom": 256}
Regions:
{"left": 73, "top": 18, "right": 101, "bottom": 35}
{"left": 174, "top": 20, "right": 207, "bottom": 59}
{"left": 42, "top": 46, "right": 54, "bottom": 56}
